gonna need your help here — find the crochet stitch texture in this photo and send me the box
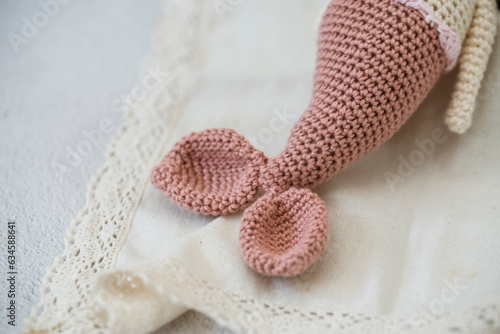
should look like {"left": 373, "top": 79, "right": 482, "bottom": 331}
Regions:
{"left": 260, "top": 0, "right": 446, "bottom": 193}
{"left": 151, "top": 129, "right": 265, "bottom": 215}
{"left": 443, "top": 0, "right": 497, "bottom": 133}
{"left": 396, "top": 0, "right": 497, "bottom": 133}
{"left": 240, "top": 188, "right": 328, "bottom": 277}
{"left": 151, "top": 0, "right": 497, "bottom": 277}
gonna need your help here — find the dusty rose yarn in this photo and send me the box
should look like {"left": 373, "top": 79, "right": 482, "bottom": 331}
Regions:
{"left": 261, "top": 0, "right": 446, "bottom": 193}
{"left": 152, "top": 0, "right": 454, "bottom": 277}
{"left": 151, "top": 128, "right": 266, "bottom": 215}
{"left": 239, "top": 188, "right": 328, "bottom": 277}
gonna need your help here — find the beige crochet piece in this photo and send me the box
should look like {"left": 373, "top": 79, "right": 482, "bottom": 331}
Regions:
{"left": 426, "top": 0, "right": 498, "bottom": 134}
{"left": 425, "top": 0, "right": 477, "bottom": 41}
{"left": 443, "top": 0, "right": 498, "bottom": 133}
{"left": 425, "top": 0, "right": 498, "bottom": 134}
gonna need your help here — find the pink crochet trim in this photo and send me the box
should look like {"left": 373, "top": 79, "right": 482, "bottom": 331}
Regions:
{"left": 393, "top": 0, "right": 461, "bottom": 71}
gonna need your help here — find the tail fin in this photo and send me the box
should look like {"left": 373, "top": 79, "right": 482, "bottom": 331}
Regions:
{"left": 151, "top": 128, "right": 266, "bottom": 216}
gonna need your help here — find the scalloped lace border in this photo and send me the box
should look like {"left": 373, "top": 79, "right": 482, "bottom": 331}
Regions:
{"left": 94, "top": 258, "right": 500, "bottom": 334}
{"left": 23, "top": 0, "right": 210, "bottom": 332}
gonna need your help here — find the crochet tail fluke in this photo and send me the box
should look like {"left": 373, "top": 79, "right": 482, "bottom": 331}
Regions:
{"left": 151, "top": 0, "right": 497, "bottom": 277}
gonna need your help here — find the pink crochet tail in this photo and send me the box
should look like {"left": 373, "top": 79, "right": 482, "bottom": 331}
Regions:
{"left": 151, "top": 128, "right": 330, "bottom": 277}
{"left": 262, "top": 0, "right": 446, "bottom": 192}
{"left": 151, "top": 0, "right": 449, "bottom": 277}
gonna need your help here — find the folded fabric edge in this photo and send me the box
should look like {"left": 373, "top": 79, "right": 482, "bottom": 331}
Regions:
{"left": 93, "top": 264, "right": 188, "bottom": 334}
{"left": 93, "top": 258, "right": 500, "bottom": 334}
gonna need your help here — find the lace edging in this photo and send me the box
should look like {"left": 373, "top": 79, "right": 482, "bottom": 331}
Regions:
{"left": 94, "top": 258, "right": 500, "bottom": 334}
{"left": 23, "top": 0, "right": 209, "bottom": 332}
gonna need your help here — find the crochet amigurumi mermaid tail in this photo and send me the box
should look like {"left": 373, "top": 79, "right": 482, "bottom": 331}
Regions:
{"left": 151, "top": 0, "right": 497, "bottom": 277}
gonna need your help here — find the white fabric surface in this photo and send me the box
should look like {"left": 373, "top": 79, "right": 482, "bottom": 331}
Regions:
{"left": 95, "top": 1, "right": 500, "bottom": 333}
{"left": 19, "top": 0, "right": 500, "bottom": 333}
{"left": 0, "top": 1, "right": 158, "bottom": 333}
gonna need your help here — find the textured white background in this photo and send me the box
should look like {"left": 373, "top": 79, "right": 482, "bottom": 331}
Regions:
{"left": 0, "top": 1, "right": 159, "bottom": 332}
